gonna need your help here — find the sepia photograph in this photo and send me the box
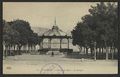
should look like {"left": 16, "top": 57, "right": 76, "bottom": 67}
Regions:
{"left": 3, "top": 2, "right": 118, "bottom": 74}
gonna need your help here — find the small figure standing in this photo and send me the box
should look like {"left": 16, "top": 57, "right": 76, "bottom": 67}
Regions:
{"left": 51, "top": 52, "right": 54, "bottom": 57}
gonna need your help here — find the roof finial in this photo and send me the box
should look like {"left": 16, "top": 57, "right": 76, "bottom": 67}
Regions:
{"left": 54, "top": 17, "right": 56, "bottom": 26}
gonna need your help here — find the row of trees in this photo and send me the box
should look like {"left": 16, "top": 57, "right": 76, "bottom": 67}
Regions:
{"left": 71, "top": 2, "right": 118, "bottom": 60}
{"left": 3, "top": 19, "right": 42, "bottom": 57}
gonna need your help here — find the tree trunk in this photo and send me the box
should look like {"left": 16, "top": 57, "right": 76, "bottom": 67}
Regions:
{"left": 34, "top": 45, "right": 35, "bottom": 54}
{"left": 7, "top": 45, "right": 10, "bottom": 56}
{"left": 111, "top": 47, "right": 114, "bottom": 60}
{"left": 90, "top": 47, "right": 92, "bottom": 57}
{"left": 94, "top": 47, "right": 96, "bottom": 61}
{"left": 110, "top": 46, "right": 112, "bottom": 54}
{"left": 31, "top": 45, "right": 32, "bottom": 53}
{"left": 4, "top": 45, "right": 8, "bottom": 58}
{"left": 14, "top": 45, "right": 15, "bottom": 51}
{"left": 90, "top": 47, "right": 94, "bottom": 58}
{"left": 101, "top": 47, "right": 104, "bottom": 59}
{"left": 84, "top": 47, "right": 86, "bottom": 54}
{"left": 98, "top": 48, "right": 101, "bottom": 59}
{"left": 105, "top": 41, "right": 108, "bottom": 60}
{"left": 18, "top": 45, "right": 22, "bottom": 55}
{"left": 28, "top": 45, "right": 29, "bottom": 53}
{"left": 96, "top": 48, "right": 98, "bottom": 59}
{"left": 113, "top": 47, "right": 116, "bottom": 58}
{"left": 39, "top": 44, "right": 41, "bottom": 49}
{"left": 109, "top": 46, "right": 112, "bottom": 59}
{"left": 86, "top": 47, "right": 88, "bottom": 56}
{"left": 113, "top": 47, "right": 115, "bottom": 58}
{"left": 28, "top": 45, "right": 31, "bottom": 53}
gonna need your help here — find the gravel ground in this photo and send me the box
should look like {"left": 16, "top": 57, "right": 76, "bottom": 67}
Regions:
{"left": 3, "top": 54, "right": 118, "bottom": 74}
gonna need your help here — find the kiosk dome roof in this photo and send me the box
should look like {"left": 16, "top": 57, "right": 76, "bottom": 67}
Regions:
{"left": 43, "top": 18, "right": 67, "bottom": 36}
{"left": 43, "top": 25, "right": 67, "bottom": 36}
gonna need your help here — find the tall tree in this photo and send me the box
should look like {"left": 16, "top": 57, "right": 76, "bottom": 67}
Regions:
{"left": 3, "top": 20, "right": 19, "bottom": 56}
{"left": 3, "top": 19, "right": 41, "bottom": 55}
{"left": 72, "top": 2, "right": 118, "bottom": 60}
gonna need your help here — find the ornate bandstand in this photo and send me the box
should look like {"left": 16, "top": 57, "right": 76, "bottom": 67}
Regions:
{"left": 39, "top": 19, "right": 73, "bottom": 54}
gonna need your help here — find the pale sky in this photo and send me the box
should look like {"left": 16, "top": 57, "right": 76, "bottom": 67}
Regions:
{"left": 3, "top": 2, "right": 98, "bottom": 32}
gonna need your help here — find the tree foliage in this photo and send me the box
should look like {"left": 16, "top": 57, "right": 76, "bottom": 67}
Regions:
{"left": 3, "top": 19, "right": 40, "bottom": 52}
{"left": 72, "top": 2, "right": 118, "bottom": 50}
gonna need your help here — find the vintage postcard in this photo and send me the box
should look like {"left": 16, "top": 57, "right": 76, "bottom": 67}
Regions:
{"left": 3, "top": 2, "right": 118, "bottom": 74}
